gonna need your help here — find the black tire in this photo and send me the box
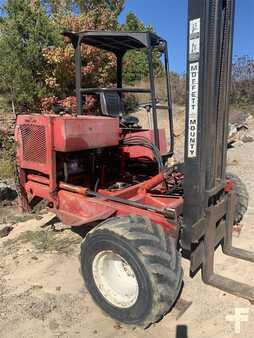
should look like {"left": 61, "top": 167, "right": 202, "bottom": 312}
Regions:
{"left": 226, "top": 172, "right": 249, "bottom": 224}
{"left": 80, "top": 215, "right": 183, "bottom": 327}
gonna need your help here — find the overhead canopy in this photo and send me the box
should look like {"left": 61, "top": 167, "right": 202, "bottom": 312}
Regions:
{"left": 63, "top": 31, "right": 165, "bottom": 54}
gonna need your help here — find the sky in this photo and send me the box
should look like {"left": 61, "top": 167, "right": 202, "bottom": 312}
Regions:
{"left": 119, "top": 0, "right": 254, "bottom": 73}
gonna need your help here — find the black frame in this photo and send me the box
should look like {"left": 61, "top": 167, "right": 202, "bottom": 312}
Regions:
{"left": 183, "top": 0, "right": 235, "bottom": 249}
{"left": 183, "top": 0, "right": 254, "bottom": 302}
{"left": 64, "top": 31, "right": 174, "bottom": 156}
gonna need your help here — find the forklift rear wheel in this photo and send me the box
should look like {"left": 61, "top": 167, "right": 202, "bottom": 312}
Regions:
{"left": 80, "top": 215, "right": 183, "bottom": 327}
{"left": 227, "top": 172, "right": 249, "bottom": 223}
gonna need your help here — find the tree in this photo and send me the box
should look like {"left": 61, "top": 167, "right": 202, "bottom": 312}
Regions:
{"left": 41, "top": 1, "right": 74, "bottom": 14}
{"left": 0, "top": 0, "right": 60, "bottom": 112}
{"left": 0, "top": 0, "right": 164, "bottom": 113}
{"left": 122, "top": 12, "right": 163, "bottom": 84}
{"left": 170, "top": 72, "right": 186, "bottom": 105}
{"left": 231, "top": 56, "right": 254, "bottom": 106}
{"left": 76, "top": 0, "right": 124, "bottom": 14}
{"left": 42, "top": 0, "right": 124, "bottom": 15}
{"left": 41, "top": 3, "right": 122, "bottom": 113}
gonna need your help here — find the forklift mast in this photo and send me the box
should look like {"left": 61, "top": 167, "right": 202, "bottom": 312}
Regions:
{"left": 183, "top": 0, "right": 235, "bottom": 248}
{"left": 183, "top": 0, "right": 254, "bottom": 302}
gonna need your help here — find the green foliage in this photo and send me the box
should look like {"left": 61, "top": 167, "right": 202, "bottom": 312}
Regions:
{"left": 0, "top": 1, "right": 163, "bottom": 112}
{"left": 0, "top": 133, "right": 14, "bottom": 158}
{"left": 230, "top": 56, "right": 254, "bottom": 106}
{"left": 0, "top": 129, "right": 15, "bottom": 178}
{"left": 0, "top": 0, "right": 61, "bottom": 112}
{"left": 41, "top": 0, "right": 74, "bottom": 13}
{"left": 76, "top": 0, "right": 124, "bottom": 14}
{"left": 42, "top": 0, "right": 124, "bottom": 15}
{"left": 0, "top": 158, "right": 14, "bottom": 179}
{"left": 123, "top": 11, "right": 150, "bottom": 31}
{"left": 122, "top": 94, "right": 138, "bottom": 113}
{"left": 123, "top": 49, "right": 150, "bottom": 83}
{"left": 122, "top": 12, "right": 162, "bottom": 84}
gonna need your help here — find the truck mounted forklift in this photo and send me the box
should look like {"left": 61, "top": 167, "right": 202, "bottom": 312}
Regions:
{"left": 15, "top": 0, "right": 252, "bottom": 327}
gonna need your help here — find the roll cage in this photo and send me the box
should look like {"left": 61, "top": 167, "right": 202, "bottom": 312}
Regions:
{"left": 63, "top": 30, "right": 174, "bottom": 158}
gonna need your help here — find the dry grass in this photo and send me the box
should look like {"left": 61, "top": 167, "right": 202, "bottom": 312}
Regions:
{"left": 0, "top": 95, "right": 13, "bottom": 129}
{"left": 129, "top": 78, "right": 169, "bottom": 103}
{"left": 124, "top": 78, "right": 169, "bottom": 105}
{"left": 125, "top": 76, "right": 186, "bottom": 106}
{"left": 3, "top": 229, "right": 81, "bottom": 254}
{"left": 0, "top": 95, "right": 15, "bottom": 179}
{"left": 232, "top": 104, "right": 254, "bottom": 117}
{"left": 0, "top": 158, "right": 14, "bottom": 179}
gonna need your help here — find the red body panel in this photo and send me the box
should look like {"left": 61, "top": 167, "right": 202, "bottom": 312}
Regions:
{"left": 16, "top": 114, "right": 120, "bottom": 153}
{"left": 15, "top": 113, "right": 180, "bottom": 236}
{"left": 24, "top": 173, "right": 182, "bottom": 234}
{"left": 15, "top": 115, "right": 53, "bottom": 174}
{"left": 53, "top": 115, "right": 120, "bottom": 151}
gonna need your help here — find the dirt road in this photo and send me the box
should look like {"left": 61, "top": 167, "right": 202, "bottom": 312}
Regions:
{"left": 0, "top": 118, "right": 253, "bottom": 338}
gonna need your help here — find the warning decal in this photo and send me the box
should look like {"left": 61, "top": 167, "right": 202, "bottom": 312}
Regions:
{"left": 188, "top": 62, "right": 199, "bottom": 157}
{"left": 188, "top": 18, "right": 200, "bottom": 158}
{"left": 189, "top": 18, "right": 200, "bottom": 61}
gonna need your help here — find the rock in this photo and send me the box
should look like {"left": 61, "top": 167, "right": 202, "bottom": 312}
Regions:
{"left": 236, "top": 123, "right": 248, "bottom": 132}
{"left": 228, "top": 121, "right": 253, "bottom": 147}
{"left": 229, "top": 110, "right": 250, "bottom": 125}
{"left": 31, "top": 285, "right": 43, "bottom": 290}
{"left": 241, "top": 134, "right": 254, "bottom": 143}
{"left": 0, "top": 224, "right": 13, "bottom": 238}
{"left": 25, "top": 296, "right": 57, "bottom": 320}
{"left": 0, "top": 182, "right": 17, "bottom": 202}
{"left": 31, "top": 256, "right": 39, "bottom": 260}
{"left": 232, "top": 140, "right": 244, "bottom": 148}
{"left": 246, "top": 115, "right": 254, "bottom": 124}
{"left": 49, "top": 319, "right": 59, "bottom": 330}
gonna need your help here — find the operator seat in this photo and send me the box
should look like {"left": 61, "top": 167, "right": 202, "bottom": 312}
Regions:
{"left": 100, "top": 91, "right": 140, "bottom": 128}
{"left": 100, "top": 91, "right": 124, "bottom": 117}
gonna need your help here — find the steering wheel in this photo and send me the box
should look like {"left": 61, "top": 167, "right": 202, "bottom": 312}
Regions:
{"left": 120, "top": 115, "right": 140, "bottom": 128}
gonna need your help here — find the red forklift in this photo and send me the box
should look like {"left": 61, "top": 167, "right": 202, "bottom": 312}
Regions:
{"left": 15, "top": 0, "right": 252, "bottom": 327}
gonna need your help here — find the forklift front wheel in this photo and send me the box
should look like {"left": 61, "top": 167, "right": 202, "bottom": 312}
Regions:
{"left": 80, "top": 215, "right": 183, "bottom": 327}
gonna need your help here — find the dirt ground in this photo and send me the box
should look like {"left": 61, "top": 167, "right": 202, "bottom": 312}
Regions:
{"left": 0, "top": 115, "right": 254, "bottom": 338}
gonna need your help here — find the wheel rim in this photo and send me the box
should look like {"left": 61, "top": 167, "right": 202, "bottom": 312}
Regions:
{"left": 92, "top": 250, "right": 139, "bottom": 308}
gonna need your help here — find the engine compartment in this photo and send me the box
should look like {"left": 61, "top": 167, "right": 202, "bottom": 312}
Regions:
{"left": 56, "top": 146, "right": 160, "bottom": 192}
